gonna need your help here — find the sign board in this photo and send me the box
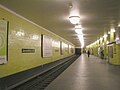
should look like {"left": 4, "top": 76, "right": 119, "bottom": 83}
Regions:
{"left": 22, "top": 49, "right": 35, "bottom": 53}
{"left": 41, "top": 35, "right": 52, "bottom": 57}
{"left": 52, "top": 39, "right": 60, "bottom": 53}
{"left": 0, "top": 20, "right": 8, "bottom": 64}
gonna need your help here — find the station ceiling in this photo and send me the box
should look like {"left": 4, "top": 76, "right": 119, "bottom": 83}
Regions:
{"left": 0, "top": 0, "right": 120, "bottom": 47}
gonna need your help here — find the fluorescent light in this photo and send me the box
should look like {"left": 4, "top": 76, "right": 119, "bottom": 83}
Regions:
{"left": 103, "top": 34, "right": 108, "bottom": 38}
{"left": 108, "top": 31, "right": 111, "bottom": 34}
{"left": 118, "top": 24, "right": 120, "bottom": 27}
{"left": 75, "top": 29, "right": 83, "bottom": 34}
{"left": 78, "top": 35, "right": 83, "bottom": 39}
{"left": 111, "top": 28, "right": 115, "bottom": 32}
{"left": 100, "top": 37, "right": 103, "bottom": 40}
{"left": 106, "top": 41, "right": 109, "bottom": 44}
{"left": 69, "top": 16, "right": 80, "bottom": 24}
{"left": 77, "top": 34, "right": 84, "bottom": 48}
{"left": 81, "top": 45, "right": 84, "bottom": 48}
{"left": 75, "top": 24, "right": 82, "bottom": 29}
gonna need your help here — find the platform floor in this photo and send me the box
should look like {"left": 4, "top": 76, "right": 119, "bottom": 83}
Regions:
{"left": 45, "top": 54, "right": 120, "bottom": 90}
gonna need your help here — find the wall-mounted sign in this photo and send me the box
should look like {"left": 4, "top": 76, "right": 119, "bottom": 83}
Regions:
{"left": 22, "top": 49, "right": 35, "bottom": 53}
{"left": 41, "top": 35, "right": 52, "bottom": 57}
{"left": 52, "top": 39, "right": 60, "bottom": 53}
{"left": 0, "top": 20, "right": 8, "bottom": 64}
{"left": 64, "top": 44, "right": 68, "bottom": 53}
{"left": 60, "top": 41, "right": 64, "bottom": 55}
{"left": 52, "top": 39, "right": 60, "bottom": 48}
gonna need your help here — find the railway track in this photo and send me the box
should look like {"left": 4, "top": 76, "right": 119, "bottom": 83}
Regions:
{"left": 12, "top": 56, "right": 79, "bottom": 90}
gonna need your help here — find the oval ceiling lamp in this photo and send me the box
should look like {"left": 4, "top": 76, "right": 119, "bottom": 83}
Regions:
{"left": 75, "top": 24, "right": 82, "bottom": 29}
{"left": 75, "top": 29, "right": 83, "bottom": 35}
{"left": 69, "top": 16, "right": 80, "bottom": 24}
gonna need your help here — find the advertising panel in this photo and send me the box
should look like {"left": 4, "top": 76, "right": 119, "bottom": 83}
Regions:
{"left": 41, "top": 35, "right": 52, "bottom": 57}
{"left": 0, "top": 20, "right": 8, "bottom": 64}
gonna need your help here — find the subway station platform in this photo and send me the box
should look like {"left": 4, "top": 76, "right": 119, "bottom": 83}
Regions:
{"left": 45, "top": 54, "right": 120, "bottom": 90}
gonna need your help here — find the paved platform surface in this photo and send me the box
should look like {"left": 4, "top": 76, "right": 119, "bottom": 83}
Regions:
{"left": 45, "top": 54, "right": 120, "bottom": 90}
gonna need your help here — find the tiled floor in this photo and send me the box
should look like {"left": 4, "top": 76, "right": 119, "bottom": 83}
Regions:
{"left": 45, "top": 54, "right": 120, "bottom": 90}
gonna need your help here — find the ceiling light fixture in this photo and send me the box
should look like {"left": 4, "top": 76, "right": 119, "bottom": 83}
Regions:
{"left": 108, "top": 31, "right": 111, "bottom": 34}
{"left": 75, "top": 24, "right": 82, "bottom": 29}
{"left": 100, "top": 37, "right": 103, "bottom": 40}
{"left": 77, "top": 34, "right": 84, "bottom": 48}
{"left": 106, "top": 41, "right": 109, "bottom": 44}
{"left": 118, "top": 24, "right": 120, "bottom": 27}
{"left": 103, "top": 34, "right": 108, "bottom": 38}
{"left": 78, "top": 34, "right": 83, "bottom": 39}
{"left": 69, "top": 16, "right": 80, "bottom": 24}
{"left": 111, "top": 28, "right": 115, "bottom": 33}
{"left": 97, "top": 39, "right": 99, "bottom": 42}
{"left": 75, "top": 29, "right": 83, "bottom": 34}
